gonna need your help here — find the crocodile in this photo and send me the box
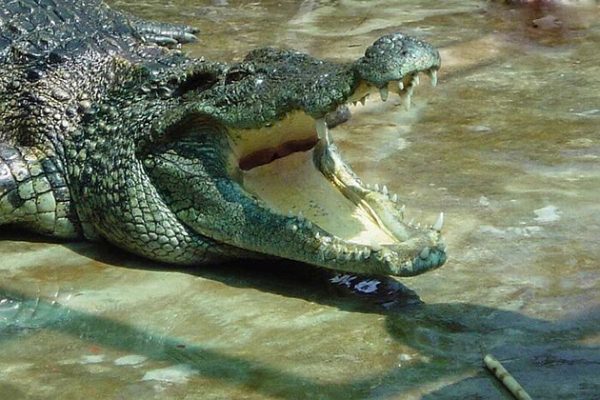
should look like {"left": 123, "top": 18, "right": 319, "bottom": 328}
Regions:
{"left": 0, "top": 0, "right": 447, "bottom": 278}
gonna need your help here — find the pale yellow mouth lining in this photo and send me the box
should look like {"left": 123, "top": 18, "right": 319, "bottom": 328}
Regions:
{"left": 224, "top": 69, "right": 442, "bottom": 249}
{"left": 241, "top": 148, "right": 398, "bottom": 247}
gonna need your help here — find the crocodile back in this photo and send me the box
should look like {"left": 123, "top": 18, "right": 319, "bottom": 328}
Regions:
{"left": 0, "top": 0, "right": 177, "bottom": 146}
{"left": 0, "top": 0, "right": 144, "bottom": 66}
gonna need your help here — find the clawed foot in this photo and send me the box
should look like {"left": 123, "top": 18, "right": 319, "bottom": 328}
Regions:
{"left": 131, "top": 20, "right": 199, "bottom": 47}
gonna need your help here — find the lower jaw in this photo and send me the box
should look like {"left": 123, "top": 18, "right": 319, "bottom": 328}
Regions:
{"left": 241, "top": 147, "right": 401, "bottom": 248}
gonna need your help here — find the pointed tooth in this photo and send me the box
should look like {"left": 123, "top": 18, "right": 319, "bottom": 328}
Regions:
{"left": 420, "top": 247, "right": 430, "bottom": 260}
{"left": 428, "top": 69, "right": 438, "bottom": 87}
{"left": 365, "top": 183, "right": 371, "bottom": 190}
{"left": 305, "top": 220, "right": 312, "bottom": 229}
{"left": 379, "top": 87, "right": 389, "bottom": 102}
{"left": 391, "top": 193, "right": 398, "bottom": 203}
{"left": 382, "top": 185, "right": 389, "bottom": 195}
{"left": 433, "top": 212, "right": 444, "bottom": 232}
{"left": 358, "top": 247, "right": 371, "bottom": 259}
{"left": 315, "top": 232, "right": 320, "bottom": 240}
{"left": 298, "top": 211, "right": 304, "bottom": 221}
{"left": 398, "top": 81, "right": 404, "bottom": 91}
{"left": 291, "top": 224, "right": 298, "bottom": 232}
{"left": 374, "top": 183, "right": 380, "bottom": 192}
{"left": 316, "top": 118, "right": 329, "bottom": 143}
{"left": 402, "top": 87, "right": 413, "bottom": 110}
{"left": 413, "top": 75, "right": 420, "bottom": 86}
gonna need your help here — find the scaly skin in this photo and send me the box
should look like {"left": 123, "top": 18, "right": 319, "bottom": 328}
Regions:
{"left": 0, "top": 0, "right": 447, "bottom": 277}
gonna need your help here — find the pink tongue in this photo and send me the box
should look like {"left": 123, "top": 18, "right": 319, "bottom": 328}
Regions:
{"left": 239, "top": 137, "right": 318, "bottom": 171}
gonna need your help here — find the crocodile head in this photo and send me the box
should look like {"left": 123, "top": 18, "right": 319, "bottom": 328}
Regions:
{"left": 78, "top": 33, "right": 446, "bottom": 276}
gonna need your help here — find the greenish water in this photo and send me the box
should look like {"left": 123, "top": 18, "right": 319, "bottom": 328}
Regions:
{"left": 1, "top": 1, "right": 599, "bottom": 399}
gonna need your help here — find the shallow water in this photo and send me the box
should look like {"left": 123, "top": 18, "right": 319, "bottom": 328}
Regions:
{"left": 1, "top": 1, "right": 599, "bottom": 399}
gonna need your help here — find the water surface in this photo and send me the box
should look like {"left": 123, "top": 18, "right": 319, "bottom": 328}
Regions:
{"left": 1, "top": 1, "right": 599, "bottom": 399}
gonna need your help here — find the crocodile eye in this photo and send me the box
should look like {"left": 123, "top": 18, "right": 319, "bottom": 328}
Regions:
{"left": 177, "top": 71, "right": 219, "bottom": 96}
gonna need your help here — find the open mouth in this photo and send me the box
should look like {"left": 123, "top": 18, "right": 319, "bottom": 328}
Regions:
{"left": 225, "top": 68, "right": 447, "bottom": 275}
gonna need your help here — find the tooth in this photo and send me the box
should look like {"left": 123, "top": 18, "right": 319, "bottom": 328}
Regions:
{"left": 413, "top": 75, "right": 420, "bottom": 86}
{"left": 405, "top": 93, "right": 412, "bottom": 110}
{"left": 379, "top": 87, "right": 389, "bottom": 102}
{"left": 305, "top": 220, "right": 312, "bottom": 229}
{"left": 438, "top": 240, "right": 447, "bottom": 251}
{"left": 315, "top": 232, "right": 320, "bottom": 239}
{"left": 316, "top": 119, "right": 329, "bottom": 143}
{"left": 402, "top": 91, "right": 412, "bottom": 110}
{"left": 382, "top": 185, "right": 389, "bottom": 195}
{"left": 420, "top": 247, "right": 430, "bottom": 259}
{"left": 298, "top": 211, "right": 304, "bottom": 221}
{"left": 391, "top": 194, "right": 398, "bottom": 203}
{"left": 433, "top": 212, "right": 444, "bottom": 231}
{"left": 398, "top": 81, "right": 404, "bottom": 91}
{"left": 365, "top": 183, "right": 371, "bottom": 189}
{"left": 428, "top": 69, "right": 438, "bottom": 87}
{"left": 291, "top": 224, "right": 298, "bottom": 232}
{"left": 374, "top": 183, "right": 380, "bottom": 192}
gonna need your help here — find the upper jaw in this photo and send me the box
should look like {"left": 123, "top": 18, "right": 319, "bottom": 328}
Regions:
{"left": 179, "top": 32, "right": 440, "bottom": 131}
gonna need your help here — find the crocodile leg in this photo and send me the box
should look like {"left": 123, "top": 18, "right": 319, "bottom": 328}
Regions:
{"left": 0, "top": 144, "right": 80, "bottom": 239}
{"left": 129, "top": 18, "right": 199, "bottom": 47}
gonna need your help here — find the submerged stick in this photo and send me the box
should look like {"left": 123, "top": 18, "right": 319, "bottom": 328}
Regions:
{"left": 484, "top": 354, "right": 532, "bottom": 400}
